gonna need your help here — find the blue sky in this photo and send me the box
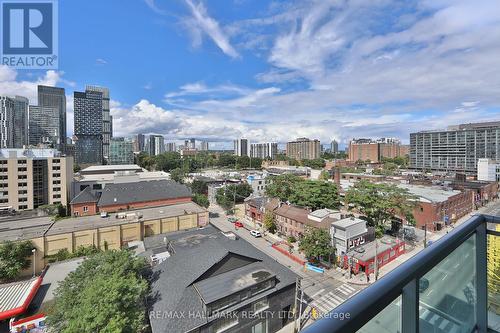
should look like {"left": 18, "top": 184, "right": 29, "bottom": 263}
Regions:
{"left": 1, "top": 0, "right": 500, "bottom": 149}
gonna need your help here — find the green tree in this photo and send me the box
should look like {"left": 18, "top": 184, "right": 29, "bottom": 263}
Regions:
{"left": 319, "top": 170, "right": 331, "bottom": 181}
{"left": 299, "top": 228, "right": 334, "bottom": 261}
{"left": 155, "top": 152, "right": 182, "bottom": 171}
{"left": 289, "top": 180, "right": 340, "bottom": 210}
{"left": 263, "top": 211, "right": 276, "bottom": 233}
{"left": 73, "top": 164, "right": 81, "bottom": 173}
{"left": 47, "top": 250, "right": 148, "bottom": 333}
{"left": 136, "top": 152, "right": 155, "bottom": 170}
{"left": 217, "top": 154, "right": 236, "bottom": 168}
{"left": 215, "top": 183, "right": 253, "bottom": 212}
{"left": 170, "top": 167, "right": 187, "bottom": 183}
{"left": 0, "top": 240, "right": 34, "bottom": 281}
{"left": 301, "top": 158, "right": 326, "bottom": 169}
{"left": 190, "top": 179, "right": 208, "bottom": 194}
{"left": 265, "top": 174, "right": 303, "bottom": 201}
{"left": 192, "top": 193, "right": 210, "bottom": 208}
{"left": 345, "top": 180, "right": 417, "bottom": 237}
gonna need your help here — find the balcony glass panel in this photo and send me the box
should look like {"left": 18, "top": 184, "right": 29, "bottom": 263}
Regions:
{"left": 488, "top": 223, "right": 500, "bottom": 332}
{"left": 419, "top": 234, "right": 476, "bottom": 333}
{"left": 357, "top": 295, "right": 401, "bottom": 333}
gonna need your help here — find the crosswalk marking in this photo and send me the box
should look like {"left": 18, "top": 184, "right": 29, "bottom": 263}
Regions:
{"left": 310, "top": 288, "right": 325, "bottom": 299}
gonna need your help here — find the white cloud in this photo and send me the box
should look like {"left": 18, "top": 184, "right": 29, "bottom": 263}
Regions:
{"left": 183, "top": 0, "right": 240, "bottom": 58}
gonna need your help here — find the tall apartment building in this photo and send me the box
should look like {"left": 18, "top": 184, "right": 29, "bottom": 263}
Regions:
{"left": 109, "top": 137, "right": 134, "bottom": 165}
{"left": 86, "top": 86, "right": 112, "bottom": 161}
{"left": 0, "top": 149, "right": 73, "bottom": 211}
{"left": 250, "top": 142, "right": 278, "bottom": 159}
{"left": 133, "top": 133, "right": 145, "bottom": 152}
{"left": 74, "top": 89, "right": 103, "bottom": 165}
{"left": 28, "top": 105, "right": 59, "bottom": 146}
{"left": 38, "top": 86, "right": 66, "bottom": 149}
{"left": 286, "top": 137, "right": 321, "bottom": 160}
{"left": 234, "top": 138, "right": 249, "bottom": 156}
{"left": 0, "top": 96, "right": 15, "bottom": 148}
{"left": 200, "top": 141, "right": 209, "bottom": 151}
{"left": 331, "top": 140, "right": 339, "bottom": 154}
{"left": 410, "top": 121, "right": 500, "bottom": 174}
{"left": 165, "top": 142, "right": 176, "bottom": 152}
{"left": 148, "top": 135, "right": 165, "bottom": 156}
{"left": 348, "top": 138, "right": 406, "bottom": 163}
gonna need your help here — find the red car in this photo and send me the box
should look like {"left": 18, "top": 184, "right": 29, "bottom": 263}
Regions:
{"left": 234, "top": 221, "right": 244, "bottom": 228}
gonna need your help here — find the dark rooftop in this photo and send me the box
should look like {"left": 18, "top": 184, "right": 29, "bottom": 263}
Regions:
{"left": 69, "top": 186, "right": 99, "bottom": 204}
{"left": 148, "top": 225, "right": 297, "bottom": 333}
{"left": 97, "top": 179, "right": 191, "bottom": 207}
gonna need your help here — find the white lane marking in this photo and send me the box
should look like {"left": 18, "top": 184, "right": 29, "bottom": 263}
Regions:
{"left": 340, "top": 284, "right": 356, "bottom": 292}
{"left": 337, "top": 287, "right": 350, "bottom": 296}
{"left": 310, "top": 288, "right": 325, "bottom": 299}
{"left": 426, "top": 289, "right": 434, "bottom": 297}
{"left": 453, "top": 263, "right": 460, "bottom": 269}
{"left": 330, "top": 293, "right": 345, "bottom": 304}
{"left": 441, "top": 273, "right": 448, "bottom": 281}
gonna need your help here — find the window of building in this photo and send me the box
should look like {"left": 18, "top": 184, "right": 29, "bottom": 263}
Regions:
{"left": 0, "top": 199, "right": 7, "bottom": 203}
{"left": 251, "top": 320, "right": 268, "bottom": 333}
{"left": 53, "top": 187, "right": 61, "bottom": 192}
{"left": 253, "top": 297, "right": 269, "bottom": 314}
{"left": 53, "top": 159, "right": 60, "bottom": 163}
{"left": 17, "top": 167, "right": 27, "bottom": 172}
{"left": 52, "top": 166, "right": 60, "bottom": 171}
{"left": 0, "top": 168, "right": 7, "bottom": 172}
{"left": 53, "top": 194, "right": 61, "bottom": 199}
{"left": 83, "top": 206, "right": 88, "bottom": 212}
{"left": 18, "top": 175, "right": 27, "bottom": 180}
{"left": 18, "top": 190, "right": 27, "bottom": 195}
{"left": 213, "top": 315, "right": 239, "bottom": 333}
{"left": 19, "top": 182, "right": 27, "bottom": 187}
{"left": 17, "top": 159, "right": 26, "bottom": 164}
{"left": 53, "top": 173, "right": 61, "bottom": 178}
{"left": 53, "top": 180, "right": 61, "bottom": 185}
{"left": 19, "top": 205, "right": 28, "bottom": 209}
{"left": 19, "top": 198, "right": 27, "bottom": 202}
{"left": 0, "top": 176, "right": 7, "bottom": 180}
{"left": 2, "top": 191, "right": 7, "bottom": 196}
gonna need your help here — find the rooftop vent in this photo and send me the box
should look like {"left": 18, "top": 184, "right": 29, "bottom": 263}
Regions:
{"left": 221, "top": 231, "right": 237, "bottom": 240}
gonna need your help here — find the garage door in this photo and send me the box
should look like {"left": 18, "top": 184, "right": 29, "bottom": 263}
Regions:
{"left": 178, "top": 215, "right": 197, "bottom": 230}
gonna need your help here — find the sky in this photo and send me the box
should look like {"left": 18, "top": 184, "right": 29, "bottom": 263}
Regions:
{"left": 1, "top": 0, "right": 500, "bottom": 149}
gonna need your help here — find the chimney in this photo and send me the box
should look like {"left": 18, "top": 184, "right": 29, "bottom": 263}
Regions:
{"left": 334, "top": 167, "right": 341, "bottom": 185}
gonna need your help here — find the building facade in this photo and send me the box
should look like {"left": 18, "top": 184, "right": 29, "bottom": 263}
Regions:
{"left": 331, "top": 140, "right": 339, "bottom": 154}
{"left": 148, "top": 135, "right": 165, "bottom": 156}
{"left": 200, "top": 141, "right": 209, "bottom": 151}
{"left": 250, "top": 142, "right": 278, "bottom": 159}
{"left": 0, "top": 149, "right": 73, "bottom": 211}
{"left": 286, "top": 138, "right": 321, "bottom": 160}
{"left": 234, "top": 138, "right": 249, "bottom": 156}
{"left": 348, "top": 138, "right": 406, "bottom": 163}
{"left": 133, "top": 133, "right": 145, "bottom": 152}
{"left": 330, "top": 217, "right": 368, "bottom": 256}
{"left": 38, "top": 86, "right": 66, "bottom": 150}
{"left": 410, "top": 121, "right": 500, "bottom": 174}
{"left": 28, "top": 105, "right": 59, "bottom": 146}
{"left": 86, "top": 86, "right": 112, "bottom": 161}
{"left": 13, "top": 96, "right": 29, "bottom": 148}
{"left": 108, "top": 137, "right": 134, "bottom": 165}
{"left": 165, "top": 142, "right": 176, "bottom": 152}
{"left": 477, "top": 158, "right": 500, "bottom": 181}
{"left": 74, "top": 89, "right": 104, "bottom": 165}
{"left": 0, "top": 96, "right": 15, "bottom": 148}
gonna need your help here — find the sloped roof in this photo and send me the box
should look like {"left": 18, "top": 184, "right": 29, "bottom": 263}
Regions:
{"left": 149, "top": 225, "right": 297, "bottom": 333}
{"left": 275, "top": 204, "right": 333, "bottom": 229}
{"left": 69, "top": 186, "right": 98, "bottom": 204}
{"left": 97, "top": 180, "right": 191, "bottom": 207}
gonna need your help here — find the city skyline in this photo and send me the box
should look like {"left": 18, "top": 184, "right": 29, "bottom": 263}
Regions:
{"left": 0, "top": 0, "right": 499, "bottom": 148}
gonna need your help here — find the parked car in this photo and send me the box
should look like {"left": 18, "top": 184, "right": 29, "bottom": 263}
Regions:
{"left": 228, "top": 217, "right": 238, "bottom": 223}
{"left": 419, "top": 278, "right": 430, "bottom": 293}
{"left": 250, "top": 230, "right": 262, "bottom": 237}
{"left": 234, "top": 221, "right": 243, "bottom": 228}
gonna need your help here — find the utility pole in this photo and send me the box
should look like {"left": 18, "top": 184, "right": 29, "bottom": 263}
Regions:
{"left": 297, "top": 286, "right": 304, "bottom": 332}
{"left": 293, "top": 277, "right": 301, "bottom": 333}
{"left": 424, "top": 224, "right": 427, "bottom": 248}
{"left": 374, "top": 239, "right": 379, "bottom": 281}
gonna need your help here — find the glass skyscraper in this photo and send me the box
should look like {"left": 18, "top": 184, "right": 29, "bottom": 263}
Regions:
{"left": 74, "top": 89, "right": 103, "bottom": 165}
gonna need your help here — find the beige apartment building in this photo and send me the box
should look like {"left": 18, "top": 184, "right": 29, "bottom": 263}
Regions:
{"left": 286, "top": 137, "right": 321, "bottom": 160}
{"left": 0, "top": 149, "right": 73, "bottom": 211}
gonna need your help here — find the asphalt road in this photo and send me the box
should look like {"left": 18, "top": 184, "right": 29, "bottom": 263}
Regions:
{"left": 207, "top": 205, "right": 362, "bottom": 327}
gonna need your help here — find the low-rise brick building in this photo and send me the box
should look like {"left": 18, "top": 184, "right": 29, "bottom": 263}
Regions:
{"left": 70, "top": 179, "right": 192, "bottom": 216}
{"left": 274, "top": 204, "right": 340, "bottom": 238}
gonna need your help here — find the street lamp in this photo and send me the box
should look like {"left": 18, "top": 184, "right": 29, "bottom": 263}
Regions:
{"left": 31, "top": 248, "right": 36, "bottom": 277}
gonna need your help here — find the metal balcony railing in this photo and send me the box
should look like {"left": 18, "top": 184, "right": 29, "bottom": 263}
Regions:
{"left": 301, "top": 214, "right": 500, "bottom": 333}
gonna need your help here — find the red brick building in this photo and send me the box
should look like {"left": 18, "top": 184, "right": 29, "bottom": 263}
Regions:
{"left": 70, "top": 180, "right": 192, "bottom": 216}
{"left": 400, "top": 184, "right": 474, "bottom": 231}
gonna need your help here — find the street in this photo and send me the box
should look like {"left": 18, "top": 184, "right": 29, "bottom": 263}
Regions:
{"left": 208, "top": 205, "right": 362, "bottom": 327}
